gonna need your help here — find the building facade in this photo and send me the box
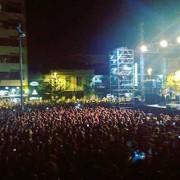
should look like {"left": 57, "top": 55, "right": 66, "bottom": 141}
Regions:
{"left": 0, "top": 0, "right": 28, "bottom": 98}
{"left": 29, "top": 70, "right": 95, "bottom": 99}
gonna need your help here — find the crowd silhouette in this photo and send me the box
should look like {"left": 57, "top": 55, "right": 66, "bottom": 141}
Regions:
{"left": 0, "top": 102, "right": 179, "bottom": 179}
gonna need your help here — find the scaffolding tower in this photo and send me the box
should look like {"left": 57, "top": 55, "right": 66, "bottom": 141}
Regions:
{"left": 110, "top": 47, "right": 135, "bottom": 97}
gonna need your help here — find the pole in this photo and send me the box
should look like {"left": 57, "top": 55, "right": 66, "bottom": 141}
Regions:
{"left": 19, "top": 35, "right": 24, "bottom": 111}
{"left": 140, "top": 22, "right": 145, "bottom": 102}
{"left": 17, "top": 24, "right": 25, "bottom": 111}
{"left": 163, "top": 57, "right": 167, "bottom": 89}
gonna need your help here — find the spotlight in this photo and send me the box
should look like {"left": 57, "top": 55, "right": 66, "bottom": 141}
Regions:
{"left": 147, "top": 68, "right": 152, "bottom": 76}
{"left": 140, "top": 45, "right": 148, "bottom": 53}
{"left": 174, "top": 70, "right": 180, "bottom": 81}
{"left": 176, "top": 36, "right": 180, "bottom": 44}
{"left": 160, "top": 40, "right": 168, "bottom": 47}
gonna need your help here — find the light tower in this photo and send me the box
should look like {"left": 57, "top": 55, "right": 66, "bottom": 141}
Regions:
{"left": 109, "top": 47, "right": 135, "bottom": 99}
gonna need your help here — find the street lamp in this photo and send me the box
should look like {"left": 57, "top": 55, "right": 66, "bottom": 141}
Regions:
{"left": 16, "top": 24, "right": 26, "bottom": 111}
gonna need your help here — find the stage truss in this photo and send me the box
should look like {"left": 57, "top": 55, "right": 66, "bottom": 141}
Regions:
{"left": 110, "top": 47, "right": 135, "bottom": 97}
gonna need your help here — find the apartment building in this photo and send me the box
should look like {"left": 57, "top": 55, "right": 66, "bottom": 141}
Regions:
{"left": 0, "top": 0, "right": 28, "bottom": 98}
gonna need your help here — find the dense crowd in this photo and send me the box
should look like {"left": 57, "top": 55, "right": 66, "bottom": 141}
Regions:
{"left": 0, "top": 103, "right": 179, "bottom": 179}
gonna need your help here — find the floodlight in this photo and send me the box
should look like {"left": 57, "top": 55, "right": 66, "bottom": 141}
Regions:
{"left": 174, "top": 70, "right": 180, "bottom": 81}
{"left": 160, "top": 40, "right": 168, "bottom": 47}
{"left": 176, "top": 36, "right": 180, "bottom": 44}
{"left": 147, "top": 68, "right": 152, "bottom": 76}
{"left": 140, "top": 45, "right": 148, "bottom": 53}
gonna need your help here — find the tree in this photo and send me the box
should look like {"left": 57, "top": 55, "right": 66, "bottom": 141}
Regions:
{"left": 39, "top": 72, "right": 65, "bottom": 102}
{"left": 38, "top": 80, "right": 51, "bottom": 101}
{"left": 166, "top": 71, "right": 180, "bottom": 93}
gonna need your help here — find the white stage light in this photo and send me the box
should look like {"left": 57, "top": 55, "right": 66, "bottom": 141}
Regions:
{"left": 160, "top": 40, "right": 168, "bottom": 47}
{"left": 140, "top": 45, "right": 148, "bottom": 53}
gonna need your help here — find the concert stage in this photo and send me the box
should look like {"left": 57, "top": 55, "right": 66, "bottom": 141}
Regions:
{"left": 166, "top": 103, "right": 180, "bottom": 110}
{"left": 147, "top": 104, "right": 166, "bottom": 109}
{"left": 147, "top": 103, "right": 180, "bottom": 110}
{"left": 143, "top": 103, "right": 180, "bottom": 115}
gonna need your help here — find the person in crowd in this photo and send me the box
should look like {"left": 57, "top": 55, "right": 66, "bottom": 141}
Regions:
{"left": 0, "top": 102, "right": 179, "bottom": 179}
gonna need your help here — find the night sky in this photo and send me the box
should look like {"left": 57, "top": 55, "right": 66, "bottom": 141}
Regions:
{"left": 26, "top": 0, "right": 180, "bottom": 73}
